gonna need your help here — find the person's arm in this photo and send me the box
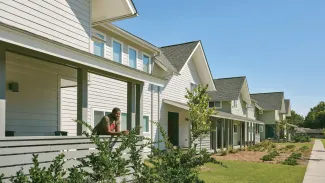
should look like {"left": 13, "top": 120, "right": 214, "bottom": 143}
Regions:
{"left": 115, "top": 121, "right": 129, "bottom": 135}
{"left": 102, "top": 116, "right": 122, "bottom": 135}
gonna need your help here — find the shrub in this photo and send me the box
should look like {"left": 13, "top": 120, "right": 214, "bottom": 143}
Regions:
{"left": 290, "top": 152, "right": 302, "bottom": 160}
{"left": 285, "top": 144, "right": 296, "bottom": 149}
{"left": 293, "top": 134, "right": 311, "bottom": 143}
{"left": 282, "top": 157, "right": 298, "bottom": 166}
{"left": 260, "top": 155, "right": 274, "bottom": 161}
{"left": 299, "top": 146, "right": 309, "bottom": 152}
{"left": 269, "top": 150, "right": 279, "bottom": 157}
{"left": 220, "top": 150, "right": 228, "bottom": 156}
{"left": 229, "top": 147, "right": 238, "bottom": 154}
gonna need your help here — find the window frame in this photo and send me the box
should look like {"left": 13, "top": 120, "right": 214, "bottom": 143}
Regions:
{"left": 91, "top": 108, "right": 127, "bottom": 131}
{"left": 190, "top": 82, "right": 198, "bottom": 93}
{"left": 142, "top": 53, "right": 151, "bottom": 73}
{"left": 143, "top": 115, "right": 150, "bottom": 133}
{"left": 128, "top": 45, "right": 138, "bottom": 69}
{"left": 92, "top": 29, "right": 106, "bottom": 57}
{"left": 112, "top": 38, "right": 123, "bottom": 63}
{"left": 209, "top": 101, "right": 222, "bottom": 109}
{"left": 233, "top": 100, "right": 238, "bottom": 108}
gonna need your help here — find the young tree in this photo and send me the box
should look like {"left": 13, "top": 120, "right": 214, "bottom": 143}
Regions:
{"left": 287, "top": 110, "right": 304, "bottom": 127}
{"left": 185, "top": 84, "right": 216, "bottom": 148}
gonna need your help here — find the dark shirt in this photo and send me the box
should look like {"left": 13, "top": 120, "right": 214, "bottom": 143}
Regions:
{"left": 93, "top": 114, "right": 120, "bottom": 135}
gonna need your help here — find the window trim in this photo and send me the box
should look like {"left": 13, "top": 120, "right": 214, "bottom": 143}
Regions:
{"left": 142, "top": 53, "right": 151, "bottom": 73}
{"left": 111, "top": 38, "right": 123, "bottom": 63}
{"left": 92, "top": 30, "right": 106, "bottom": 57}
{"left": 233, "top": 100, "right": 238, "bottom": 108}
{"left": 143, "top": 115, "right": 150, "bottom": 133}
{"left": 128, "top": 45, "right": 138, "bottom": 69}
{"left": 190, "top": 82, "right": 198, "bottom": 93}
{"left": 91, "top": 108, "right": 127, "bottom": 131}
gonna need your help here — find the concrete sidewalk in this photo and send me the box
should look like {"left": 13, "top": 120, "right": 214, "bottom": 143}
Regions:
{"left": 303, "top": 140, "right": 325, "bottom": 183}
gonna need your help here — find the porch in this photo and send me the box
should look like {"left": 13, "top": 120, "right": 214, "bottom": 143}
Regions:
{"left": 0, "top": 39, "right": 164, "bottom": 181}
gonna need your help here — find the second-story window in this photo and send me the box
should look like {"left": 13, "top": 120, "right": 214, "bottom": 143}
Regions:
{"left": 129, "top": 47, "right": 137, "bottom": 68}
{"left": 209, "top": 101, "right": 222, "bottom": 108}
{"left": 233, "top": 100, "right": 238, "bottom": 108}
{"left": 190, "top": 83, "right": 198, "bottom": 93}
{"left": 93, "top": 32, "right": 105, "bottom": 57}
{"left": 143, "top": 54, "right": 150, "bottom": 73}
{"left": 113, "top": 41, "right": 122, "bottom": 63}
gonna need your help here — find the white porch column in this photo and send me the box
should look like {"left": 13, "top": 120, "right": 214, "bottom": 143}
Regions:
{"left": 127, "top": 82, "right": 136, "bottom": 131}
{"left": 77, "top": 68, "right": 88, "bottom": 135}
{"left": 0, "top": 46, "right": 5, "bottom": 137}
{"left": 240, "top": 122, "right": 242, "bottom": 148}
{"left": 135, "top": 83, "right": 144, "bottom": 135}
{"left": 221, "top": 119, "right": 224, "bottom": 150}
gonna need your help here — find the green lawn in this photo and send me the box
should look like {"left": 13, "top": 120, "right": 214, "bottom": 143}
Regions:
{"left": 275, "top": 141, "right": 314, "bottom": 149}
{"left": 199, "top": 160, "right": 306, "bottom": 183}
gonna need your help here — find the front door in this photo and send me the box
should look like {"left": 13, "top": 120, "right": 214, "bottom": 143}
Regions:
{"left": 168, "top": 112, "right": 179, "bottom": 147}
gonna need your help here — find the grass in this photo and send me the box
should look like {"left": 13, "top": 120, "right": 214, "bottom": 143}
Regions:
{"left": 199, "top": 160, "right": 306, "bottom": 183}
{"left": 276, "top": 141, "right": 313, "bottom": 150}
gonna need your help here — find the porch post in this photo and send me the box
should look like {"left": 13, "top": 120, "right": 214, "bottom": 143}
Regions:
{"left": 227, "top": 119, "right": 229, "bottom": 149}
{"left": 246, "top": 122, "right": 249, "bottom": 146}
{"left": 135, "top": 83, "right": 143, "bottom": 135}
{"left": 77, "top": 68, "right": 88, "bottom": 135}
{"left": 127, "top": 82, "right": 136, "bottom": 131}
{"left": 215, "top": 119, "right": 218, "bottom": 152}
{"left": 239, "top": 122, "right": 242, "bottom": 148}
{"left": 231, "top": 120, "right": 234, "bottom": 148}
{"left": 221, "top": 119, "right": 224, "bottom": 150}
{"left": 0, "top": 45, "right": 5, "bottom": 137}
{"left": 253, "top": 123, "right": 256, "bottom": 144}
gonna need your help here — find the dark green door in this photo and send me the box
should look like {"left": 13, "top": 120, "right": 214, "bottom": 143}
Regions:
{"left": 168, "top": 112, "right": 179, "bottom": 146}
{"left": 265, "top": 125, "right": 275, "bottom": 139}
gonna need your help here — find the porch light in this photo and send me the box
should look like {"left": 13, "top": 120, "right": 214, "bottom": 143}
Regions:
{"left": 8, "top": 82, "right": 19, "bottom": 92}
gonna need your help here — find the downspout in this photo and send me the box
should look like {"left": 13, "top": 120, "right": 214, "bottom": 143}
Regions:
{"left": 150, "top": 84, "right": 154, "bottom": 145}
{"left": 157, "top": 86, "right": 160, "bottom": 149}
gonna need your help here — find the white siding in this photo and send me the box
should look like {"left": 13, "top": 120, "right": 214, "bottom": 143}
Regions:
{"left": 231, "top": 95, "right": 247, "bottom": 117}
{"left": 155, "top": 58, "right": 204, "bottom": 149}
{"left": 87, "top": 73, "right": 128, "bottom": 128}
{"left": 0, "top": 0, "right": 90, "bottom": 51}
{"left": 60, "top": 87, "right": 77, "bottom": 136}
{"left": 6, "top": 52, "right": 76, "bottom": 136}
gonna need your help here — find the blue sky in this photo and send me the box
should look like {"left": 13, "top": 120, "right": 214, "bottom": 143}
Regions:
{"left": 115, "top": 0, "right": 325, "bottom": 116}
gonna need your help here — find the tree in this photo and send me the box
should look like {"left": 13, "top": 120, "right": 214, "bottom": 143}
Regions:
{"left": 287, "top": 110, "right": 304, "bottom": 127}
{"left": 185, "top": 84, "right": 216, "bottom": 148}
{"left": 304, "top": 101, "right": 325, "bottom": 128}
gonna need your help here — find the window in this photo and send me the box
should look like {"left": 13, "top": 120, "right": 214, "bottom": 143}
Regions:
{"left": 113, "top": 41, "right": 122, "bottom": 63}
{"left": 93, "top": 32, "right": 105, "bottom": 57}
{"left": 190, "top": 83, "right": 198, "bottom": 93}
{"left": 143, "top": 116, "right": 149, "bottom": 132}
{"left": 209, "top": 101, "right": 222, "bottom": 108}
{"left": 143, "top": 55, "right": 150, "bottom": 73}
{"left": 92, "top": 109, "right": 127, "bottom": 131}
{"left": 129, "top": 47, "right": 137, "bottom": 68}
{"left": 234, "top": 125, "right": 238, "bottom": 133}
{"left": 233, "top": 100, "right": 238, "bottom": 108}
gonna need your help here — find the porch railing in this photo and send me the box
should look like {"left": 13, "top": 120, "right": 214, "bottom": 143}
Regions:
{"left": 0, "top": 136, "right": 142, "bottom": 182}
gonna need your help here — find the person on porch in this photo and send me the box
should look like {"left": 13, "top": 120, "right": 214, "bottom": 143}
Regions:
{"left": 93, "top": 107, "right": 129, "bottom": 135}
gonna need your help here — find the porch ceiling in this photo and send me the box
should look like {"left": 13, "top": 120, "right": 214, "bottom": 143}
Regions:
{"left": 0, "top": 24, "right": 165, "bottom": 86}
{"left": 163, "top": 99, "right": 264, "bottom": 124}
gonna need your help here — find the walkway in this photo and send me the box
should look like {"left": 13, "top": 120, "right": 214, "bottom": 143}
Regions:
{"left": 303, "top": 140, "right": 325, "bottom": 183}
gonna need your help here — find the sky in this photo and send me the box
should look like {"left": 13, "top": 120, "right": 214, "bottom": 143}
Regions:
{"left": 114, "top": 0, "right": 325, "bottom": 116}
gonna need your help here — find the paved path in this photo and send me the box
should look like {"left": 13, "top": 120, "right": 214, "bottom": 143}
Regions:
{"left": 303, "top": 140, "right": 325, "bottom": 183}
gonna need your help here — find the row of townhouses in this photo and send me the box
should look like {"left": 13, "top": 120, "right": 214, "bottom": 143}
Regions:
{"left": 0, "top": 0, "right": 292, "bottom": 180}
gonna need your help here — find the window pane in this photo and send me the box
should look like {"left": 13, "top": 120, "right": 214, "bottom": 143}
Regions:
{"left": 143, "top": 116, "right": 149, "bottom": 132}
{"left": 96, "top": 33, "right": 105, "bottom": 40}
{"left": 143, "top": 55, "right": 150, "bottom": 72}
{"left": 234, "top": 125, "right": 237, "bottom": 133}
{"left": 105, "top": 112, "right": 111, "bottom": 116}
{"left": 209, "top": 102, "right": 215, "bottom": 108}
{"left": 129, "top": 48, "right": 136, "bottom": 68}
{"left": 215, "top": 101, "right": 221, "bottom": 107}
{"left": 113, "top": 41, "right": 122, "bottom": 63}
{"left": 94, "top": 111, "right": 104, "bottom": 127}
{"left": 121, "top": 113, "right": 127, "bottom": 131}
{"left": 94, "top": 42, "right": 104, "bottom": 57}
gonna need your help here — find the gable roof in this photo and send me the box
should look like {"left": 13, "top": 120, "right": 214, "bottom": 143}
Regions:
{"left": 284, "top": 99, "right": 290, "bottom": 113}
{"left": 208, "top": 76, "right": 246, "bottom": 101}
{"left": 250, "top": 92, "right": 284, "bottom": 110}
{"left": 160, "top": 41, "right": 199, "bottom": 71}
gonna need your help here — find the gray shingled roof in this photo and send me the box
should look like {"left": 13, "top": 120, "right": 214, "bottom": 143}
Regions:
{"left": 208, "top": 77, "right": 246, "bottom": 101}
{"left": 153, "top": 53, "right": 178, "bottom": 73}
{"left": 160, "top": 41, "right": 199, "bottom": 71}
{"left": 250, "top": 92, "right": 284, "bottom": 110}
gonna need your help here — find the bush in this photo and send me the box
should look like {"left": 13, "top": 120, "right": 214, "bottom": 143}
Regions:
{"left": 269, "top": 150, "right": 279, "bottom": 157}
{"left": 290, "top": 152, "right": 302, "bottom": 160}
{"left": 285, "top": 145, "right": 296, "bottom": 149}
{"left": 299, "top": 146, "right": 309, "bottom": 152}
{"left": 260, "top": 155, "right": 274, "bottom": 161}
{"left": 229, "top": 147, "right": 238, "bottom": 154}
{"left": 293, "top": 134, "right": 311, "bottom": 143}
{"left": 282, "top": 157, "right": 298, "bottom": 166}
